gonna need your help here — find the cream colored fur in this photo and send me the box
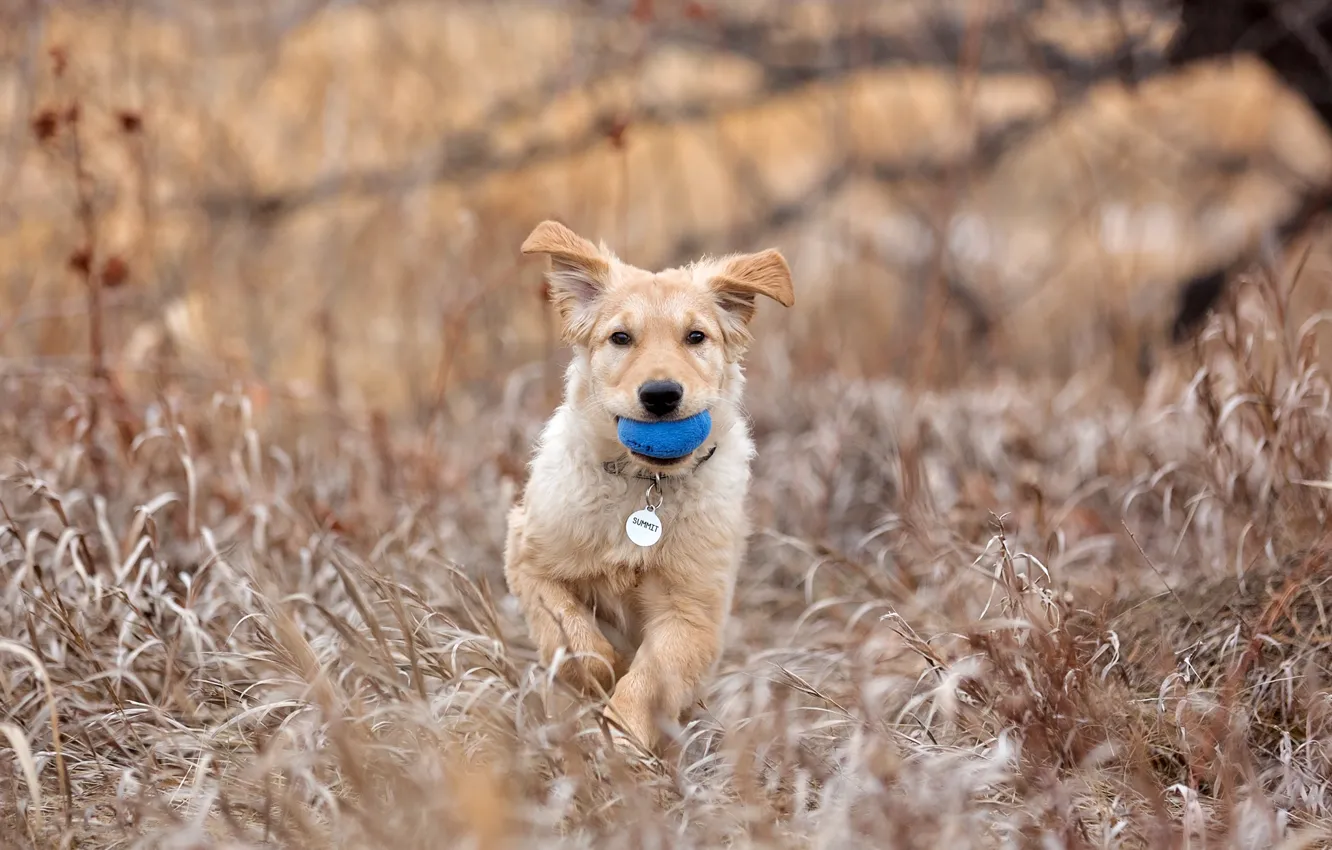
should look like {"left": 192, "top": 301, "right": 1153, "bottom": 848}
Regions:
{"left": 504, "top": 220, "right": 794, "bottom": 754}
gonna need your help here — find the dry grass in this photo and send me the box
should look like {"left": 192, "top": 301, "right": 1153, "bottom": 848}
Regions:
{"left": 3, "top": 265, "right": 1332, "bottom": 848}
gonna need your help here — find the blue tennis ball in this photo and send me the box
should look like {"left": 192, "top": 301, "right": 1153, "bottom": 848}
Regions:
{"left": 616, "top": 410, "right": 712, "bottom": 459}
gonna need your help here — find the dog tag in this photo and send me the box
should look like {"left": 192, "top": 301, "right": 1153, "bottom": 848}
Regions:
{"left": 626, "top": 508, "right": 663, "bottom": 547}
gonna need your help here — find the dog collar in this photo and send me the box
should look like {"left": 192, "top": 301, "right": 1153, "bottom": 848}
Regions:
{"left": 601, "top": 445, "right": 718, "bottom": 480}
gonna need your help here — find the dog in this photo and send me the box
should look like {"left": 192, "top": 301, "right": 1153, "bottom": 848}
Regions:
{"left": 503, "top": 220, "right": 794, "bottom": 754}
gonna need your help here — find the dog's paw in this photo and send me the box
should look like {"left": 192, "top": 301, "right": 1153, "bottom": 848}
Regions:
{"left": 551, "top": 642, "right": 619, "bottom": 696}
{"left": 581, "top": 637, "right": 621, "bottom": 693}
{"left": 585, "top": 640, "right": 620, "bottom": 691}
{"left": 603, "top": 688, "right": 658, "bottom": 757}
{"left": 605, "top": 723, "right": 653, "bottom": 765}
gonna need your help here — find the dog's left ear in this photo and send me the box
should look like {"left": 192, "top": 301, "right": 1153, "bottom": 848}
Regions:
{"left": 709, "top": 249, "right": 795, "bottom": 328}
{"left": 522, "top": 220, "right": 611, "bottom": 342}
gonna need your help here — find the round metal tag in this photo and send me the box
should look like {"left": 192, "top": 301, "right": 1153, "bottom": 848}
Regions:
{"left": 625, "top": 508, "right": 663, "bottom": 547}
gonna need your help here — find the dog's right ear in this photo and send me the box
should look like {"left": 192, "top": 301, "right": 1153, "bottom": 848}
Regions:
{"left": 522, "top": 220, "right": 610, "bottom": 342}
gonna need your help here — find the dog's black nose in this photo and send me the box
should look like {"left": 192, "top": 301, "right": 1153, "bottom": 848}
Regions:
{"left": 638, "top": 380, "right": 683, "bottom": 417}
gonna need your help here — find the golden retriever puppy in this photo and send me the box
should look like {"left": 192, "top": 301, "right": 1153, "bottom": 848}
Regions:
{"left": 503, "top": 220, "right": 794, "bottom": 754}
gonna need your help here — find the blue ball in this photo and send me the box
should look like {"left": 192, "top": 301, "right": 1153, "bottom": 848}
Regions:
{"left": 616, "top": 410, "right": 712, "bottom": 459}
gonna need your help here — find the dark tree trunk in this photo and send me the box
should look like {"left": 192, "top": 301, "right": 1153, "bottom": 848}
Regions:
{"left": 1165, "top": 0, "right": 1332, "bottom": 340}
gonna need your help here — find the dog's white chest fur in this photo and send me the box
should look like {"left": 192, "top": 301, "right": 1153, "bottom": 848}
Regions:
{"left": 518, "top": 403, "right": 754, "bottom": 584}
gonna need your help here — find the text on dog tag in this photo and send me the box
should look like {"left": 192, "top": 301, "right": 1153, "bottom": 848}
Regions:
{"left": 626, "top": 508, "right": 663, "bottom": 547}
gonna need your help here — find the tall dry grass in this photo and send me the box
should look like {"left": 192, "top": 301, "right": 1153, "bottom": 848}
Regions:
{"left": 3, "top": 264, "right": 1332, "bottom": 847}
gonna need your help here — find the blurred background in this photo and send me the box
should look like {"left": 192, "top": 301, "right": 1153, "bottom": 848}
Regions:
{"left": 6, "top": 0, "right": 1332, "bottom": 428}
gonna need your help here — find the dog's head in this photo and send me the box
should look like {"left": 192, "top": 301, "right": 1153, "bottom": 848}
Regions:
{"left": 522, "top": 220, "right": 794, "bottom": 464}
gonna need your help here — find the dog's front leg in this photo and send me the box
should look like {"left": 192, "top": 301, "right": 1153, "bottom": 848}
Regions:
{"left": 604, "top": 568, "right": 727, "bottom": 752}
{"left": 509, "top": 571, "right": 619, "bottom": 695}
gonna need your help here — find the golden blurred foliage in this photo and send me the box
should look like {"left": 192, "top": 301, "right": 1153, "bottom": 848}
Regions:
{"left": 4, "top": 1, "right": 1332, "bottom": 421}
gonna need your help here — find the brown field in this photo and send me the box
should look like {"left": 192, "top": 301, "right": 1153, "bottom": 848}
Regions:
{"left": 4, "top": 1, "right": 1332, "bottom": 847}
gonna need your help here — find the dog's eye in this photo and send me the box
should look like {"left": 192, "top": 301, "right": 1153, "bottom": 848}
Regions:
{"left": 609, "top": 331, "right": 632, "bottom": 346}
{"left": 686, "top": 330, "right": 706, "bottom": 345}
